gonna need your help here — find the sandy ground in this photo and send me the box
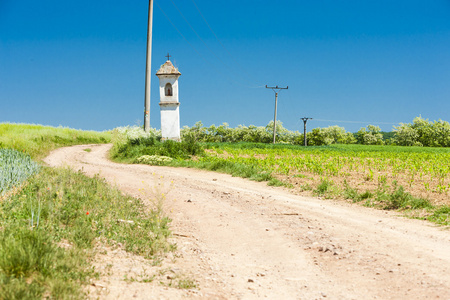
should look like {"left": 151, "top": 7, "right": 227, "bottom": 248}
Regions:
{"left": 44, "top": 144, "right": 450, "bottom": 300}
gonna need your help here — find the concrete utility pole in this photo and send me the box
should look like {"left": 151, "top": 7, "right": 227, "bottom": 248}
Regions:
{"left": 266, "top": 85, "right": 288, "bottom": 144}
{"left": 144, "top": 0, "right": 154, "bottom": 132}
{"left": 301, "top": 117, "right": 313, "bottom": 146}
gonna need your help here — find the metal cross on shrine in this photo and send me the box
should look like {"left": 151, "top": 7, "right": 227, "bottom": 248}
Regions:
{"left": 166, "top": 53, "right": 171, "bottom": 61}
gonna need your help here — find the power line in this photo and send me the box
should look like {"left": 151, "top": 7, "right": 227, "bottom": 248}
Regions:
{"left": 169, "top": 0, "right": 225, "bottom": 64}
{"left": 189, "top": 0, "right": 265, "bottom": 89}
{"left": 190, "top": 0, "right": 231, "bottom": 58}
{"left": 155, "top": 1, "right": 261, "bottom": 89}
{"left": 154, "top": 2, "right": 203, "bottom": 59}
{"left": 170, "top": 0, "right": 264, "bottom": 88}
{"left": 313, "top": 119, "right": 399, "bottom": 125}
{"left": 159, "top": 0, "right": 264, "bottom": 89}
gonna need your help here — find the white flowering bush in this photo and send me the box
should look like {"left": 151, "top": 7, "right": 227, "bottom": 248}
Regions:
{"left": 135, "top": 155, "right": 173, "bottom": 166}
{"left": 112, "top": 126, "right": 161, "bottom": 148}
{"left": 115, "top": 126, "right": 160, "bottom": 140}
{"left": 181, "top": 120, "right": 300, "bottom": 144}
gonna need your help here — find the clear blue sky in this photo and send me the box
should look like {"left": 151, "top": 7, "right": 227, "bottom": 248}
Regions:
{"left": 1, "top": 0, "right": 449, "bottom": 133}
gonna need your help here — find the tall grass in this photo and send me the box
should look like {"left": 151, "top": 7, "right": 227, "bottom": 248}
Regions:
{"left": 0, "top": 166, "right": 173, "bottom": 298}
{"left": 0, "top": 123, "right": 111, "bottom": 159}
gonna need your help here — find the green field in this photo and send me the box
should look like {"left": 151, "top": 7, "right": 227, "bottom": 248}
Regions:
{"left": 0, "top": 123, "right": 111, "bottom": 159}
{"left": 201, "top": 143, "right": 450, "bottom": 204}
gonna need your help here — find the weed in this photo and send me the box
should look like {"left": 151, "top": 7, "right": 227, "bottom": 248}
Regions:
{"left": 177, "top": 278, "right": 197, "bottom": 289}
{"left": 299, "top": 183, "right": 312, "bottom": 191}
{"left": 428, "top": 206, "right": 450, "bottom": 226}
{"left": 314, "top": 179, "right": 334, "bottom": 196}
{"left": 138, "top": 267, "right": 155, "bottom": 283}
{"left": 343, "top": 182, "right": 374, "bottom": 203}
{"left": 364, "top": 169, "right": 374, "bottom": 181}
{"left": 377, "top": 174, "right": 387, "bottom": 186}
{"left": 377, "top": 186, "right": 432, "bottom": 210}
{"left": 363, "top": 199, "right": 375, "bottom": 208}
{"left": 292, "top": 174, "right": 310, "bottom": 179}
{"left": 359, "top": 190, "right": 373, "bottom": 200}
{"left": 343, "top": 185, "right": 359, "bottom": 200}
{"left": 268, "top": 178, "right": 285, "bottom": 187}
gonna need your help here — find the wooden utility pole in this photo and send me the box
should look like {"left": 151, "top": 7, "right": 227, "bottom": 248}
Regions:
{"left": 266, "top": 85, "right": 288, "bottom": 144}
{"left": 144, "top": 0, "right": 153, "bottom": 132}
{"left": 301, "top": 117, "right": 313, "bottom": 146}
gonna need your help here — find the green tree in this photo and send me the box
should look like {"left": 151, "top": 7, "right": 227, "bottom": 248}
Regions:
{"left": 433, "top": 119, "right": 450, "bottom": 147}
{"left": 412, "top": 117, "right": 435, "bottom": 146}
{"left": 394, "top": 117, "right": 450, "bottom": 147}
{"left": 307, "top": 126, "right": 355, "bottom": 146}
{"left": 393, "top": 123, "right": 420, "bottom": 146}
{"left": 356, "top": 125, "right": 384, "bottom": 145}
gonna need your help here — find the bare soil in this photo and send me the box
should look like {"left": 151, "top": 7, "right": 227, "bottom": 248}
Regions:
{"left": 44, "top": 144, "right": 450, "bottom": 300}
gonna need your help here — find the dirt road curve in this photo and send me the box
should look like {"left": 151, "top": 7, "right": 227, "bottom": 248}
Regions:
{"left": 44, "top": 144, "right": 450, "bottom": 300}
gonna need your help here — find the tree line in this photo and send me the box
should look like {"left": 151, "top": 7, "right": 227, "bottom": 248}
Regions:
{"left": 180, "top": 117, "right": 450, "bottom": 147}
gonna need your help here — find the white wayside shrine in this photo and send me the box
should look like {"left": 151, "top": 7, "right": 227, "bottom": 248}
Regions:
{"left": 156, "top": 56, "right": 181, "bottom": 141}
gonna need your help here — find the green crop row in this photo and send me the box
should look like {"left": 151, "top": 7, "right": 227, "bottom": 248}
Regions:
{"left": 203, "top": 143, "right": 450, "bottom": 186}
{"left": 0, "top": 149, "right": 40, "bottom": 196}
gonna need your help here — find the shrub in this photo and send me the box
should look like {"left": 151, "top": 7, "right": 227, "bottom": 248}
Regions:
{"left": 314, "top": 179, "right": 334, "bottom": 196}
{"left": 112, "top": 139, "right": 205, "bottom": 162}
{"left": 428, "top": 206, "right": 450, "bottom": 225}
{"left": 356, "top": 125, "right": 384, "bottom": 145}
{"left": 379, "top": 186, "right": 432, "bottom": 210}
{"left": 307, "top": 126, "right": 356, "bottom": 146}
{"left": 393, "top": 117, "right": 450, "bottom": 147}
{"left": 181, "top": 121, "right": 300, "bottom": 144}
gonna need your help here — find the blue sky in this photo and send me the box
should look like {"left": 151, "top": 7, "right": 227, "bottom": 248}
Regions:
{"left": 1, "top": 0, "right": 449, "bottom": 133}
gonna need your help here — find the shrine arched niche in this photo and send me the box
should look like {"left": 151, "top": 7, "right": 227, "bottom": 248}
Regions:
{"left": 165, "top": 83, "right": 173, "bottom": 96}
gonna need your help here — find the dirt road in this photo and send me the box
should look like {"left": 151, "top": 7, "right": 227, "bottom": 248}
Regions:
{"left": 44, "top": 144, "right": 450, "bottom": 300}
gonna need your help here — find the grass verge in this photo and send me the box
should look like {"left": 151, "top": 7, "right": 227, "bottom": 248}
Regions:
{"left": 110, "top": 137, "right": 286, "bottom": 186}
{"left": 0, "top": 123, "right": 111, "bottom": 159}
{"left": 0, "top": 166, "right": 173, "bottom": 299}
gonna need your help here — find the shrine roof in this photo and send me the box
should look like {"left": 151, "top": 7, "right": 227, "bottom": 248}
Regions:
{"left": 156, "top": 60, "right": 181, "bottom": 76}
